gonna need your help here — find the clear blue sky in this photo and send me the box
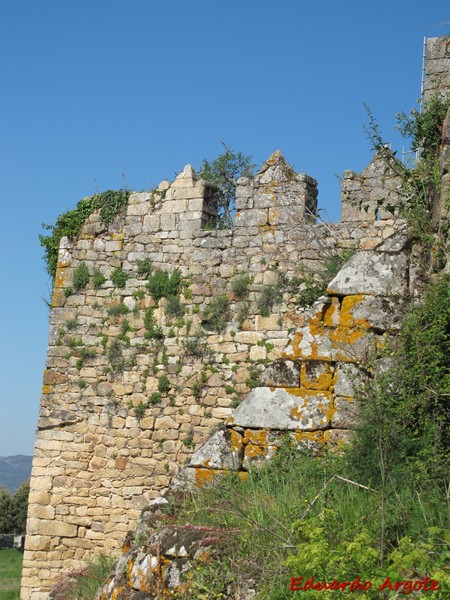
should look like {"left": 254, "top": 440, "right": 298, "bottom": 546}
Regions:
{"left": 0, "top": 1, "right": 448, "bottom": 456}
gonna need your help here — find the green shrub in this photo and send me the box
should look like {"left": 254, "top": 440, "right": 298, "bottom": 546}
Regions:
{"left": 92, "top": 268, "right": 106, "bottom": 290}
{"left": 183, "top": 333, "right": 207, "bottom": 357}
{"left": 157, "top": 375, "right": 171, "bottom": 394}
{"left": 147, "top": 268, "right": 182, "bottom": 301}
{"left": 39, "top": 189, "right": 129, "bottom": 282}
{"left": 202, "top": 295, "right": 229, "bottom": 331}
{"left": 51, "top": 554, "right": 116, "bottom": 600}
{"left": 149, "top": 392, "right": 161, "bottom": 406}
{"left": 192, "top": 379, "right": 203, "bottom": 399}
{"left": 110, "top": 267, "right": 128, "bottom": 289}
{"left": 231, "top": 274, "right": 251, "bottom": 298}
{"left": 144, "top": 308, "right": 164, "bottom": 340}
{"left": 136, "top": 258, "right": 152, "bottom": 278}
{"left": 72, "top": 262, "right": 90, "bottom": 292}
{"left": 257, "top": 285, "right": 282, "bottom": 317}
{"left": 165, "top": 294, "right": 184, "bottom": 317}
{"left": 108, "top": 339, "right": 124, "bottom": 372}
{"left": 107, "top": 302, "right": 129, "bottom": 316}
{"left": 134, "top": 402, "right": 146, "bottom": 421}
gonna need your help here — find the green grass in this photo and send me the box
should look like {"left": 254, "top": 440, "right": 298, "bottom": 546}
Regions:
{"left": 0, "top": 549, "right": 23, "bottom": 599}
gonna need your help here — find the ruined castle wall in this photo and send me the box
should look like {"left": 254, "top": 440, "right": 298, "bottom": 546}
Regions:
{"left": 21, "top": 149, "right": 406, "bottom": 599}
{"left": 424, "top": 36, "right": 450, "bottom": 102}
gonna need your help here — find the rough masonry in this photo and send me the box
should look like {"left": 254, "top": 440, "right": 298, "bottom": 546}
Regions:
{"left": 21, "top": 35, "right": 450, "bottom": 600}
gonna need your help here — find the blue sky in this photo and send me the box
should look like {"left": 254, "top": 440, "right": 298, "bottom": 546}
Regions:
{"left": 0, "top": 1, "right": 449, "bottom": 456}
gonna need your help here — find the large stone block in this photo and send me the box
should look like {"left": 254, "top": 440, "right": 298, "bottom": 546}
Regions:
{"left": 189, "top": 430, "right": 243, "bottom": 470}
{"left": 327, "top": 250, "right": 408, "bottom": 296}
{"left": 229, "top": 387, "right": 331, "bottom": 431}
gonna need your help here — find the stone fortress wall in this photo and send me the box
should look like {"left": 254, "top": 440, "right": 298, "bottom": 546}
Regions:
{"left": 21, "top": 36, "right": 450, "bottom": 599}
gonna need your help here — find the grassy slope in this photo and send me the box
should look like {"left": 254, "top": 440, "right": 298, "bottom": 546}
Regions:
{"left": 0, "top": 549, "right": 22, "bottom": 600}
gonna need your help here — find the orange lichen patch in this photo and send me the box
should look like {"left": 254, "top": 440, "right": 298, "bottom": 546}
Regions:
{"left": 110, "top": 586, "right": 125, "bottom": 600}
{"left": 323, "top": 297, "right": 340, "bottom": 327}
{"left": 293, "top": 430, "right": 326, "bottom": 445}
{"left": 51, "top": 287, "right": 66, "bottom": 308}
{"left": 41, "top": 385, "right": 53, "bottom": 395}
{"left": 226, "top": 417, "right": 235, "bottom": 426}
{"left": 194, "top": 468, "right": 220, "bottom": 486}
{"left": 307, "top": 307, "right": 327, "bottom": 337}
{"left": 300, "top": 362, "right": 335, "bottom": 390}
{"left": 230, "top": 429, "right": 244, "bottom": 453}
{"left": 243, "top": 429, "right": 268, "bottom": 446}
{"left": 244, "top": 444, "right": 276, "bottom": 460}
{"left": 112, "top": 232, "right": 125, "bottom": 241}
{"left": 54, "top": 266, "right": 71, "bottom": 290}
{"left": 289, "top": 389, "right": 334, "bottom": 426}
{"left": 329, "top": 325, "right": 365, "bottom": 347}
{"left": 43, "top": 369, "right": 68, "bottom": 385}
{"left": 340, "top": 295, "right": 368, "bottom": 328}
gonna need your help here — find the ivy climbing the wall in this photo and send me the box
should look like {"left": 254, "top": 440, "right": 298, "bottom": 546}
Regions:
{"left": 39, "top": 189, "right": 130, "bottom": 283}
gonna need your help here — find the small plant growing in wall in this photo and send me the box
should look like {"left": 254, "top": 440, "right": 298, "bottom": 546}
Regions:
{"left": 134, "top": 402, "right": 147, "bottom": 421}
{"left": 136, "top": 258, "right": 152, "bottom": 278}
{"left": 183, "top": 332, "right": 207, "bottom": 358}
{"left": 165, "top": 294, "right": 184, "bottom": 317}
{"left": 92, "top": 268, "right": 106, "bottom": 290}
{"left": 231, "top": 274, "right": 252, "bottom": 299}
{"left": 111, "top": 267, "right": 128, "bottom": 289}
{"left": 107, "top": 302, "right": 129, "bottom": 316}
{"left": 257, "top": 285, "right": 282, "bottom": 317}
{"left": 192, "top": 379, "right": 203, "bottom": 399}
{"left": 149, "top": 392, "right": 161, "bottom": 406}
{"left": 147, "top": 268, "right": 182, "bottom": 301}
{"left": 157, "top": 375, "right": 171, "bottom": 394}
{"left": 72, "top": 262, "right": 90, "bottom": 292}
{"left": 108, "top": 339, "right": 124, "bottom": 372}
{"left": 144, "top": 308, "right": 164, "bottom": 340}
{"left": 182, "top": 429, "right": 196, "bottom": 449}
{"left": 202, "top": 295, "right": 229, "bottom": 331}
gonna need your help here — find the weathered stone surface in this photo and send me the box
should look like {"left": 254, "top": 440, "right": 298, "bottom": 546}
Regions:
{"left": 327, "top": 250, "right": 408, "bottom": 296}
{"left": 189, "top": 430, "right": 242, "bottom": 470}
{"left": 260, "top": 360, "right": 299, "bottom": 387}
{"left": 230, "top": 387, "right": 331, "bottom": 431}
{"left": 25, "top": 37, "right": 450, "bottom": 597}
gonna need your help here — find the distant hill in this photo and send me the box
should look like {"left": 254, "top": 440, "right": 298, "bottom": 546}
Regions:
{"left": 0, "top": 455, "right": 32, "bottom": 492}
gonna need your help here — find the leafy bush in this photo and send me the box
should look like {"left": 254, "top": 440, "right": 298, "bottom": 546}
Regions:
{"left": 144, "top": 308, "right": 164, "bottom": 340}
{"left": 183, "top": 333, "right": 208, "bottom": 358}
{"left": 397, "top": 93, "right": 450, "bottom": 160}
{"left": 198, "top": 145, "right": 256, "bottom": 228}
{"left": 157, "top": 375, "right": 171, "bottom": 394}
{"left": 72, "top": 262, "right": 89, "bottom": 292}
{"left": 202, "top": 295, "right": 229, "bottom": 331}
{"left": 39, "top": 189, "right": 129, "bottom": 282}
{"left": 110, "top": 267, "right": 128, "bottom": 289}
{"left": 257, "top": 284, "right": 282, "bottom": 317}
{"left": 147, "top": 268, "right": 182, "bottom": 301}
{"left": 136, "top": 258, "right": 152, "bottom": 278}
{"left": 107, "top": 302, "right": 129, "bottom": 316}
{"left": 231, "top": 274, "right": 251, "bottom": 298}
{"left": 50, "top": 554, "right": 116, "bottom": 600}
{"left": 92, "top": 268, "right": 106, "bottom": 290}
{"left": 350, "top": 275, "right": 450, "bottom": 486}
{"left": 149, "top": 392, "right": 161, "bottom": 406}
{"left": 165, "top": 294, "right": 184, "bottom": 317}
{"left": 107, "top": 339, "right": 124, "bottom": 372}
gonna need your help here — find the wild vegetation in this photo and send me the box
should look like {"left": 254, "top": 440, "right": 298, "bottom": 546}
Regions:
{"left": 39, "top": 189, "right": 130, "bottom": 282}
{"left": 0, "top": 549, "right": 23, "bottom": 600}
{"left": 0, "top": 481, "right": 29, "bottom": 534}
{"left": 198, "top": 143, "right": 256, "bottom": 228}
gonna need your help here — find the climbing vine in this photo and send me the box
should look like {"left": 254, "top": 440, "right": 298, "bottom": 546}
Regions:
{"left": 39, "top": 189, "right": 130, "bottom": 283}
